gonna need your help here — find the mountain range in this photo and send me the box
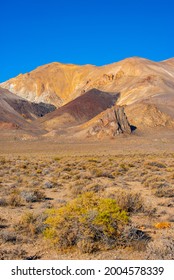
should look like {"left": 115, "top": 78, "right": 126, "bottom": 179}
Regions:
{"left": 1, "top": 57, "right": 174, "bottom": 139}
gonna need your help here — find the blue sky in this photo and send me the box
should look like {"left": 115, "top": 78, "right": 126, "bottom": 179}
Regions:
{"left": 0, "top": 0, "right": 174, "bottom": 82}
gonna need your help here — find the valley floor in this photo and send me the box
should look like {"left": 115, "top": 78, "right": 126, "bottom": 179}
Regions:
{"left": 0, "top": 132, "right": 174, "bottom": 260}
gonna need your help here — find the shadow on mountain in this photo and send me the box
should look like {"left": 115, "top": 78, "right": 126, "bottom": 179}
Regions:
{"left": 0, "top": 87, "right": 53, "bottom": 134}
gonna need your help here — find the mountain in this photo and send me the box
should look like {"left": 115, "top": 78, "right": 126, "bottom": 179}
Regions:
{"left": 35, "top": 89, "right": 119, "bottom": 130}
{"left": 0, "top": 63, "right": 96, "bottom": 107}
{"left": 0, "top": 87, "right": 55, "bottom": 132}
{"left": 1, "top": 57, "right": 174, "bottom": 108}
{"left": 1, "top": 57, "right": 174, "bottom": 138}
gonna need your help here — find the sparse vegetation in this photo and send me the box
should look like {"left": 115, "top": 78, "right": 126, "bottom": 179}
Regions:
{"left": 146, "top": 237, "right": 174, "bottom": 259}
{"left": 15, "top": 212, "right": 47, "bottom": 236}
{"left": 111, "top": 190, "right": 144, "bottom": 213}
{"left": 0, "top": 152, "right": 174, "bottom": 259}
{"left": 8, "top": 190, "right": 22, "bottom": 207}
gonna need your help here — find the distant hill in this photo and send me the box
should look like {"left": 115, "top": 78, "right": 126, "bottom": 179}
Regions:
{"left": 0, "top": 87, "right": 55, "bottom": 133}
{"left": 36, "top": 89, "right": 119, "bottom": 130}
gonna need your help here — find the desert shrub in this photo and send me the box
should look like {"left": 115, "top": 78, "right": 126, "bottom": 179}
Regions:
{"left": 0, "top": 217, "right": 7, "bottom": 224}
{"left": 0, "top": 230, "right": 17, "bottom": 243}
{"left": 77, "top": 239, "right": 98, "bottom": 253}
{"left": 79, "top": 171, "right": 92, "bottom": 180}
{"left": 88, "top": 158, "right": 100, "bottom": 163}
{"left": 91, "top": 168, "right": 103, "bottom": 177}
{"left": 0, "top": 248, "right": 27, "bottom": 260}
{"left": 44, "top": 192, "right": 128, "bottom": 252}
{"left": 127, "top": 163, "right": 135, "bottom": 168}
{"left": 16, "top": 212, "right": 37, "bottom": 235}
{"left": 8, "top": 191, "right": 22, "bottom": 207}
{"left": 68, "top": 180, "right": 86, "bottom": 197}
{"left": 119, "top": 163, "right": 128, "bottom": 172}
{"left": 113, "top": 190, "right": 144, "bottom": 213}
{"left": 63, "top": 167, "right": 71, "bottom": 172}
{"left": 151, "top": 182, "right": 169, "bottom": 190}
{"left": 70, "top": 185, "right": 83, "bottom": 197}
{"left": 119, "top": 226, "right": 150, "bottom": 250}
{"left": 0, "top": 157, "right": 6, "bottom": 165}
{"left": 54, "top": 157, "right": 61, "bottom": 161}
{"left": 146, "top": 237, "right": 174, "bottom": 259}
{"left": 21, "top": 190, "right": 45, "bottom": 203}
{"left": 85, "top": 183, "right": 105, "bottom": 193}
{"left": 0, "top": 198, "right": 7, "bottom": 207}
{"left": 145, "top": 161, "right": 166, "bottom": 169}
{"left": 100, "top": 171, "right": 114, "bottom": 179}
{"left": 42, "top": 169, "right": 50, "bottom": 175}
{"left": 142, "top": 176, "right": 166, "bottom": 188}
{"left": 16, "top": 212, "right": 47, "bottom": 235}
{"left": 43, "top": 181, "right": 54, "bottom": 189}
{"left": 154, "top": 187, "right": 174, "bottom": 198}
{"left": 90, "top": 168, "right": 114, "bottom": 178}
{"left": 61, "top": 173, "right": 71, "bottom": 179}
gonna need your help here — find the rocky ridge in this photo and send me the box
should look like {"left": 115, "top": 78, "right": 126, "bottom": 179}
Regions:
{"left": 1, "top": 57, "right": 174, "bottom": 108}
{"left": 87, "top": 106, "right": 131, "bottom": 138}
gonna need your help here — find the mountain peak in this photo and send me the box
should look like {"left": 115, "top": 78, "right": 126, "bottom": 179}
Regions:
{"left": 1, "top": 56, "right": 174, "bottom": 108}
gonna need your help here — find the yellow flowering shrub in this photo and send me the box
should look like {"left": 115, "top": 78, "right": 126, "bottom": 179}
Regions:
{"left": 44, "top": 192, "right": 128, "bottom": 251}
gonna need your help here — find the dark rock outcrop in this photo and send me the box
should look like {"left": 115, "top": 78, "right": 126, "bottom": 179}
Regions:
{"left": 88, "top": 106, "right": 131, "bottom": 137}
{"left": 4, "top": 99, "right": 56, "bottom": 120}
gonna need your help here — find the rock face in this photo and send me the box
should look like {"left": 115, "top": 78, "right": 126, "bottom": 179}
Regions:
{"left": 88, "top": 106, "right": 131, "bottom": 137}
{"left": 5, "top": 99, "right": 56, "bottom": 120}
{"left": 0, "top": 87, "right": 55, "bottom": 132}
{"left": 114, "top": 107, "right": 132, "bottom": 134}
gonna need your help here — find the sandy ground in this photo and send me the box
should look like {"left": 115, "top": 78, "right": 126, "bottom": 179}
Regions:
{"left": 0, "top": 128, "right": 174, "bottom": 156}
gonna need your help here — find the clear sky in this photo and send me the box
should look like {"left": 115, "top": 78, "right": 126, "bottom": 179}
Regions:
{"left": 0, "top": 0, "right": 174, "bottom": 82}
